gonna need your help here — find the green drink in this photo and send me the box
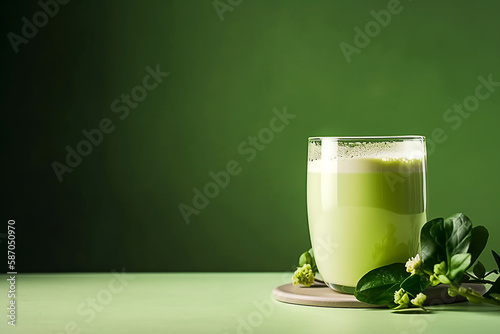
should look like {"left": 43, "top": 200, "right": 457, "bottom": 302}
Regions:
{"left": 307, "top": 136, "right": 427, "bottom": 293}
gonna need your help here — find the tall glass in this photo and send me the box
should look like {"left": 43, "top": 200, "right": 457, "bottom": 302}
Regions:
{"left": 307, "top": 136, "right": 427, "bottom": 293}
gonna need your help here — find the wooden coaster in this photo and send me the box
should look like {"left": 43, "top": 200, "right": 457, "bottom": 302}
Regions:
{"left": 272, "top": 283, "right": 485, "bottom": 308}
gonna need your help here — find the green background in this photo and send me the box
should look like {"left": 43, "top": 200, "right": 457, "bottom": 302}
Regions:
{"left": 3, "top": 0, "right": 500, "bottom": 272}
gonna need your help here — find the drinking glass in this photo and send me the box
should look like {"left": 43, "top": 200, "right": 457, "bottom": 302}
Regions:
{"left": 307, "top": 136, "right": 427, "bottom": 293}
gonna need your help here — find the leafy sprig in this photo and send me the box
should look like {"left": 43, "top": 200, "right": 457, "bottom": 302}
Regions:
{"left": 292, "top": 213, "right": 500, "bottom": 309}
{"left": 354, "top": 213, "right": 500, "bottom": 308}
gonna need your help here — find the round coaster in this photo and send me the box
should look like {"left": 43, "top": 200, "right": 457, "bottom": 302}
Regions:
{"left": 272, "top": 282, "right": 485, "bottom": 308}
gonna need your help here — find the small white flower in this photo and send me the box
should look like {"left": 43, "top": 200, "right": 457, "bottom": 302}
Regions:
{"left": 405, "top": 254, "right": 422, "bottom": 275}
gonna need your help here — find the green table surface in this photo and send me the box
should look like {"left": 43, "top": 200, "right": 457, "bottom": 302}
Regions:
{"left": 1, "top": 273, "right": 498, "bottom": 334}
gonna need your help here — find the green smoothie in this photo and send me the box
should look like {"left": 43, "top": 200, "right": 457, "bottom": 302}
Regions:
{"left": 307, "top": 152, "right": 426, "bottom": 290}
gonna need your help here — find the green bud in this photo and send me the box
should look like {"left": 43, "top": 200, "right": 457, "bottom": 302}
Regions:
{"left": 429, "top": 274, "right": 441, "bottom": 287}
{"left": 434, "top": 261, "right": 447, "bottom": 276}
{"left": 394, "top": 288, "right": 410, "bottom": 307}
{"left": 448, "top": 287, "right": 458, "bottom": 297}
{"left": 410, "top": 293, "right": 427, "bottom": 308}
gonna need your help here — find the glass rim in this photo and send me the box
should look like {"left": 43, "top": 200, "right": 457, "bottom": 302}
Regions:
{"left": 308, "top": 135, "right": 425, "bottom": 142}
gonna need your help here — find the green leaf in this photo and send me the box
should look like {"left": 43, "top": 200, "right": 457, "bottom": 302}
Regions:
{"left": 469, "top": 226, "right": 488, "bottom": 267}
{"left": 485, "top": 275, "right": 500, "bottom": 299}
{"left": 484, "top": 251, "right": 500, "bottom": 300}
{"left": 443, "top": 213, "right": 472, "bottom": 260}
{"left": 492, "top": 250, "right": 500, "bottom": 271}
{"left": 354, "top": 263, "right": 408, "bottom": 305}
{"left": 421, "top": 218, "right": 447, "bottom": 271}
{"left": 488, "top": 293, "right": 500, "bottom": 302}
{"left": 473, "top": 261, "right": 486, "bottom": 279}
{"left": 447, "top": 253, "right": 471, "bottom": 281}
{"left": 400, "top": 274, "right": 430, "bottom": 297}
{"left": 299, "top": 251, "right": 312, "bottom": 267}
{"left": 420, "top": 214, "right": 472, "bottom": 271}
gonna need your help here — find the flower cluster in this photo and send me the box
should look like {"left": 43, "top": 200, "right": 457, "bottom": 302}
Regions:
{"left": 292, "top": 264, "right": 315, "bottom": 287}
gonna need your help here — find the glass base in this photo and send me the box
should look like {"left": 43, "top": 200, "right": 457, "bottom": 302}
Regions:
{"left": 327, "top": 282, "right": 355, "bottom": 294}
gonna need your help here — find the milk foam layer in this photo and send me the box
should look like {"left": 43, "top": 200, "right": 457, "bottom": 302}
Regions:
{"left": 308, "top": 140, "right": 426, "bottom": 173}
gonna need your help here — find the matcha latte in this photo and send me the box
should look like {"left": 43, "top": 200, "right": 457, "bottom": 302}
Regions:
{"left": 307, "top": 136, "right": 427, "bottom": 293}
